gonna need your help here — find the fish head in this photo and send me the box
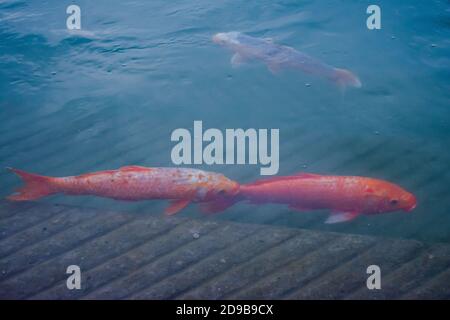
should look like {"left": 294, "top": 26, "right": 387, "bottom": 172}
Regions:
{"left": 212, "top": 32, "right": 241, "bottom": 47}
{"left": 205, "top": 174, "right": 240, "bottom": 200}
{"left": 392, "top": 190, "right": 417, "bottom": 213}
{"left": 367, "top": 181, "right": 417, "bottom": 214}
{"left": 216, "top": 175, "right": 240, "bottom": 198}
{"left": 198, "top": 176, "right": 240, "bottom": 214}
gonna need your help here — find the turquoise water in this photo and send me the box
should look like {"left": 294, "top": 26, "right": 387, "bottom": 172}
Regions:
{"left": 1, "top": 0, "right": 449, "bottom": 242}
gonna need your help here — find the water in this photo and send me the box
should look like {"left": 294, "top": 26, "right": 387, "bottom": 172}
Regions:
{"left": 1, "top": 0, "right": 449, "bottom": 243}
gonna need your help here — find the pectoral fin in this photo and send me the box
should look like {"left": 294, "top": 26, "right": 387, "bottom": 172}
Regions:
{"left": 267, "top": 63, "right": 281, "bottom": 74}
{"left": 164, "top": 199, "right": 191, "bottom": 216}
{"left": 231, "top": 53, "right": 245, "bottom": 67}
{"left": 200, "top": 197, "right": 237, "bottom": 215}
{"left": 288, "top": 204, "right": 313, "bottom": 212}
{"left": 119, "top": 166, "right": 150, "bottom": 172}
{"left": 293, "top": 172, "right": 321, "bottom": 179}
{"left": 325, "top": 211, "right": 360, "bottom": 224}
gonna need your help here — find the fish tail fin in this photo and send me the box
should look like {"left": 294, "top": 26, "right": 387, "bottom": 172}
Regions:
{"left": 332, "top": 68, "right": 362, "bottom": 89}
{"left": 6, "top": 167, "right": 57, "bottom": 201}
{"left": 200, "top": 196, "right": 240, "bottom": 215}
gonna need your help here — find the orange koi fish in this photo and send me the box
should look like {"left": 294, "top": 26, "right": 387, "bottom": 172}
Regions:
{"left": 202, "top": 173, "right": 416, "bottom": 223}
{"left": 6, "top": 166, "right": 239, "bottom": 215}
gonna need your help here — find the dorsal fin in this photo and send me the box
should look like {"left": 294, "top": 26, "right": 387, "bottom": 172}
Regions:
{"left": 293, "top": 172, "right": 321, "bottom": 178}
{"left": 119, "top": 165, "right": 151, "bottom": 172}
{"left": 77, "top": 170, "right": 116, "bottom": 178}
{"left": 246, "top": 173, "right": 320, "bottom": 186}
{"left": 246, "top": 176, "right": 291, "bottom": 186}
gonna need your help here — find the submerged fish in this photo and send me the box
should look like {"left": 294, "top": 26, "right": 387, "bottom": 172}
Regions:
{"left": 6, "top": 166, "right": 239, "bottom": 215}
{"left": 212, "top": 31, "right": 361, "bottom": 88}
{"left": 202, "top": 173, "right": 416, "bottom": 223}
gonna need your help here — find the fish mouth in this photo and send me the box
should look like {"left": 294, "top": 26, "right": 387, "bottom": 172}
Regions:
{"left": 405, "top": 197, "right": 417, "bottom": 212}
{"left": 230, "top": 182, "right": 240, "bottom": 195}
{"left": 353, "top": 77, "right": 362, "bottom": 88}
{"left": 401, "top": 193, "right": 417, "bottom": 213}
{"left": 212, "top": 33, "right": 224, "bottom": 44}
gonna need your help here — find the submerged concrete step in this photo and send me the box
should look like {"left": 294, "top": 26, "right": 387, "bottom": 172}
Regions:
{"left": 0, "top": 201, "right": 449, "bottom": 300}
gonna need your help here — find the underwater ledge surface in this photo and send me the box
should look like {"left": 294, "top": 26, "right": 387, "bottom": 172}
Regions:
{"left": 0, "top": 200, "right": 449, "bottom": 300}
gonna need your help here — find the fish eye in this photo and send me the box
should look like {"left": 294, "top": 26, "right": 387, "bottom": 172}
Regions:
{"left": 218, "top": 190, "right": 227, "bottom": 196}
{"left": 390, "top": 199, "right": 399, "bottom": 205}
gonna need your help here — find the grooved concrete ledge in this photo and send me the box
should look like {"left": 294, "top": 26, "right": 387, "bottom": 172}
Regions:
{"left": 0, "top": 201, "right": 449, "bottom": 299}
